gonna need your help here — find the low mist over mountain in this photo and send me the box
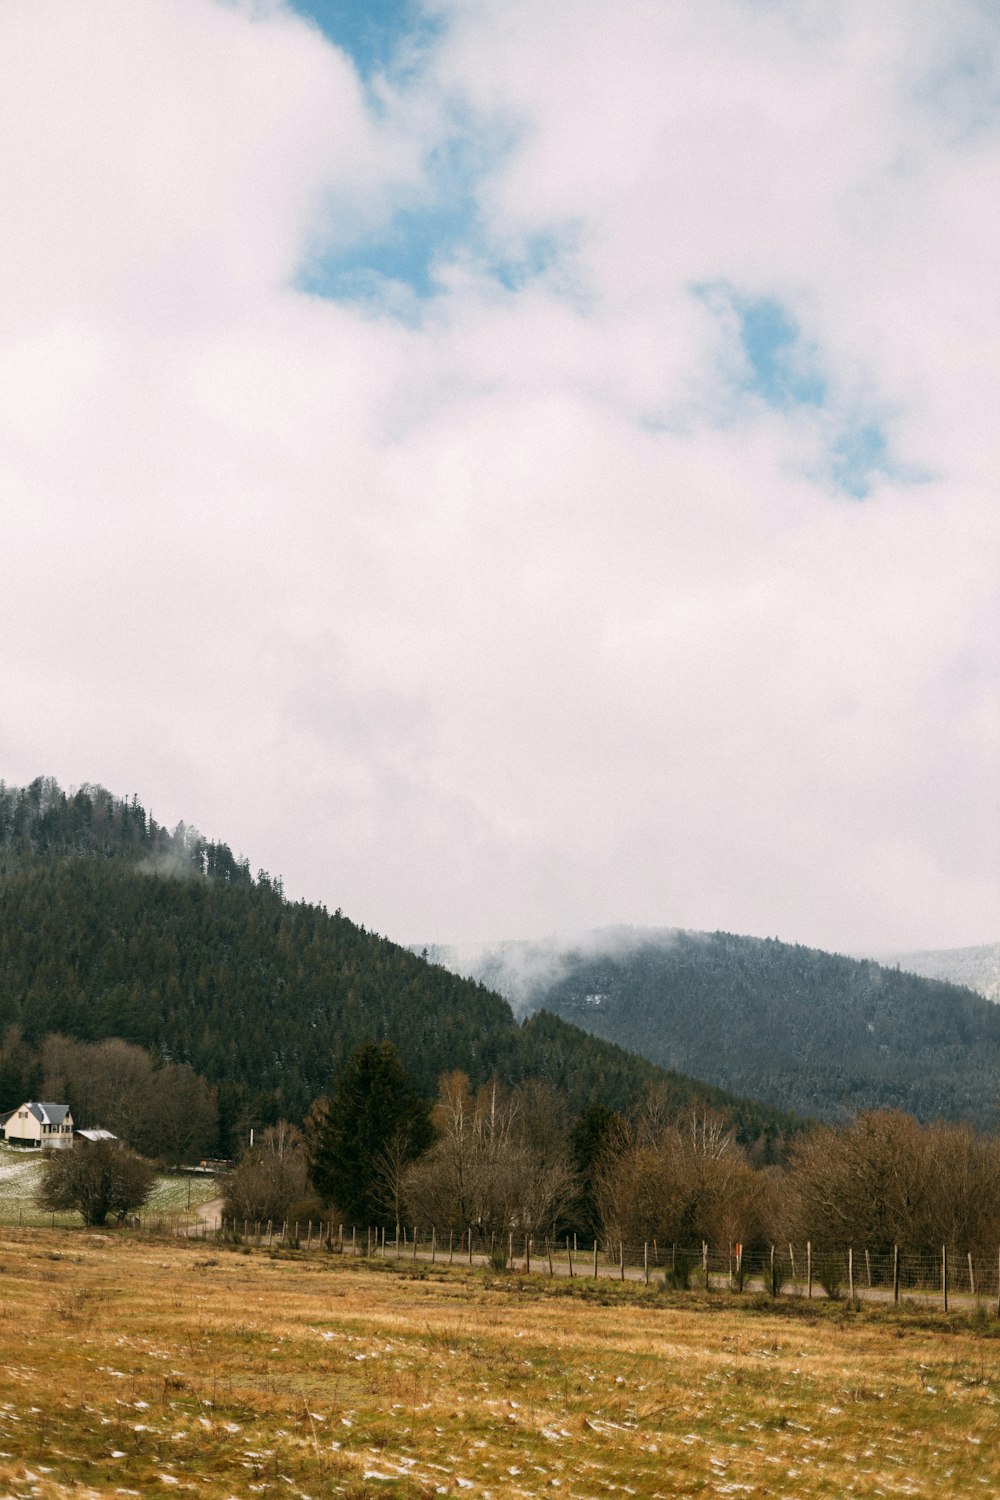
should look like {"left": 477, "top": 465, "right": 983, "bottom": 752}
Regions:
{"left": 428, "top": 927, "right": 1000, "bottom": 1127}
{"left": 0, "top": 780, "right": 791, "bottom": 1151}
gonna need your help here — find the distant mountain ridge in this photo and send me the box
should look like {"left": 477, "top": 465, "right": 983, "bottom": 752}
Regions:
{"left": 428, "top": 927, "right": 1000, "bottom": 1127}
{"left": 861, "top": 943, "right": 1000, "bottom": 1004}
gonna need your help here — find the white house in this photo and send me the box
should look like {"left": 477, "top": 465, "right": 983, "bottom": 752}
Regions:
{"left": 1, "top": 1102, "right": 74, "bottom": 1149}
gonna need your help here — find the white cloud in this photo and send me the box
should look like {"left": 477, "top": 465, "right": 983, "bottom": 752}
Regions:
{"left": 0, "top": 0, "right": 996, "bottom": 955}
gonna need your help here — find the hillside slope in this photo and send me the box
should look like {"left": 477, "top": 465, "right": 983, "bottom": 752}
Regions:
{"left": 430, "top": 928, "right": 1000, "bottom": 1126}
{"left": 0, "top": 781, "right": 791, "bottom": 1147}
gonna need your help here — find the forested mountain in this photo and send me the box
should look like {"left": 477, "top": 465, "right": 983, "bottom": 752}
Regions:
{"left": 430, "top": 928, "right": 1000, "bottom": 1127}
{"left": 0, "top": 780, "right": 791, "bottom": 1153}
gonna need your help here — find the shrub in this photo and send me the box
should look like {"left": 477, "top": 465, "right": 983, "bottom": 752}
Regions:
{"left": 489, "top": 1241, "right": 511, "bottom": 1273}
{"left": 663, "top": 1253, "right": 692, "bottom": 1291}
{"left": 762, "top": 1253, "right": 790, "bottom": 1297}
{"left": 816, "top": 1256, "right": 844, "bottom": 1300}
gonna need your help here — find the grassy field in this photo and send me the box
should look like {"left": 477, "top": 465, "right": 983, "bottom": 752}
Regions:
{"left": 0, "top": 1230, "right": 998, "bottom": 1498}
{"left": 0, "top": 1145, "right": 219, "bottom": 1227}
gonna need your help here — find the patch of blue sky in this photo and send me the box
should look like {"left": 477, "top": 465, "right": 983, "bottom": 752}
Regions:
{"left": 284, "top": 6, "right": 578, "bottom": 306}
{"left": 301, "top": 209, "right": 572, "bottom": 311}
{"left": 301, "top": 194, "right": 477, "bottom": 303}
{"left": 298, "top": 92, "right": 575, "bottom": 308}
{"left": 694, "top": 281, "right": 826, "bottom": 408}
{"left": 827, "top": 420, "right": 918, "bottom": 500}
{"left": 735, "top": 295, "right": 827, "bottom": 409}
{"left": 285, "top": 0, "right": 441, "bottom": 78}
{"left": 694, "top": 281, "right": 920, "bottom": 499}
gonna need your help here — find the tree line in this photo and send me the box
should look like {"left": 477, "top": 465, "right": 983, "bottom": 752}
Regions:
{"left": 223, "top": 1041, "right": 1000, "bottom": 1262}
{"left": 27, "top": 1033, "right": 1000, "bottom": 1259}
{"left": 2, "top": 1030, "right": 217, "bottom": 1163}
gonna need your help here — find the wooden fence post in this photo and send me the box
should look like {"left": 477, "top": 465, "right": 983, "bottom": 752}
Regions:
{"left": 508, "top": 1230, "right": 513, "bottom": 1269}
{"left": 788, "top": 1243, "right": 795, "bottom": 1284}
{"left": 893, "top": 1244, "right": 899, "bottom": 1305}
{"left": 848, "top": 1247, "right": 854, "bottom": 1303}
{"left": 547, "top": 1238, "right": 554, "bottom": 1277}
{"left": 620, "top": 1242, "right": 625, "bottom": 1281}
{"left": 469, "top": 1228, "right": 474, "bottom": 1266}
{"left": 644, "top": 1242, "right": 649, "bottom": 1285}
{"left": 703, "top": 1241, "right": 709, "bottom": 1289}
{"left": 526, "top": 1235, "right": 532, "bottom": 1274}
{"left": 942, "top": 1244, "right": 950, "bottom": 1309}
{"left": 769, "top": 1244, "right": 775, "bottom": 1296}
{"left": 567, "top": 1236, "right": 574, "bottom": 1278}
{"left": 412, "top": 1226, "right": 417, "bottom": 1261}
{"left": 807, "top": 1241, "right": 812, "bottom": 1299}
{"left": 864, "top": 1249, "right": 872, "bottom": 1288}
{"left": 968, "top": 1251, "right": 975, "bottom": 1297}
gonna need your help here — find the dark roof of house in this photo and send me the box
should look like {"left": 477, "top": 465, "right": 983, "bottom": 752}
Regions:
{"left": 24, "top": 1102, "right": 71, "bottom": 1126}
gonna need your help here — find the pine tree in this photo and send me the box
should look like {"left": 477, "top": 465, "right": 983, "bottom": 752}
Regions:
{"left": 306, "top": 1040, "right": 434, "bottom": 1225}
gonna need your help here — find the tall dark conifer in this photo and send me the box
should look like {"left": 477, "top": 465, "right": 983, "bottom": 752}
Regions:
{"left": 306, "top": 1040, "right": 434, "bottom": 1225}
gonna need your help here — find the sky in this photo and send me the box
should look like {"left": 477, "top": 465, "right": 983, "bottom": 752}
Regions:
{"left": 1, "top": 0, "right": 997, "bottom": 955}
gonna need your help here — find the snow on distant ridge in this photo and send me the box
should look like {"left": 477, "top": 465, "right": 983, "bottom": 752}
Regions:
{"left": 857, "top": 943, "right": 1000, "bottom": 1004}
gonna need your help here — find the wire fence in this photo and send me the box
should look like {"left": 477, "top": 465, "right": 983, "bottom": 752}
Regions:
{"left": 199, "top": 1219, "right": 1000, "bottom": 1311}
{"left": 4, "top": 1201, "right": 998, "bottom": 1313}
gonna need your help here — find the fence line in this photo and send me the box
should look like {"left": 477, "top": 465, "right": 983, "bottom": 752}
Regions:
{"left": 4, "top": 1201, "right": 1000, "bottom": 1313}
{"left": 198, "top": 1219, "right": 1000, "bottom": 1309}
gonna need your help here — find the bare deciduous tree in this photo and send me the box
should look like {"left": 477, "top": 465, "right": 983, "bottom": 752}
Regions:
{"left": 222, "top": 1123, "right": 313, "bottom": 1225}
{"left": 595, "top": 1096, "right": 762, "bottom": 1250}
{"left": 40, "top": 1034, "right": 217, "bottom": 1163}
{"left": 38, "top": 1140, "right": 154, "bottom": 1226}
{"left": 402, "top": 1073, "right": 576, "bottom": 1241}
{"left": 785, "top": 1110, "right": 1000, "bottom": 1256}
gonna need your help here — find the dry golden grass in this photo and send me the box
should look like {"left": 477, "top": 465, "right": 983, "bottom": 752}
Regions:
{"left": 0, "top": 1230, "right": 998, "bottom": 1498}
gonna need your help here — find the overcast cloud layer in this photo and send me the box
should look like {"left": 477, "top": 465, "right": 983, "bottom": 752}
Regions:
{"left": 2, "top": 0, "right": 997, "bottom": 953}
